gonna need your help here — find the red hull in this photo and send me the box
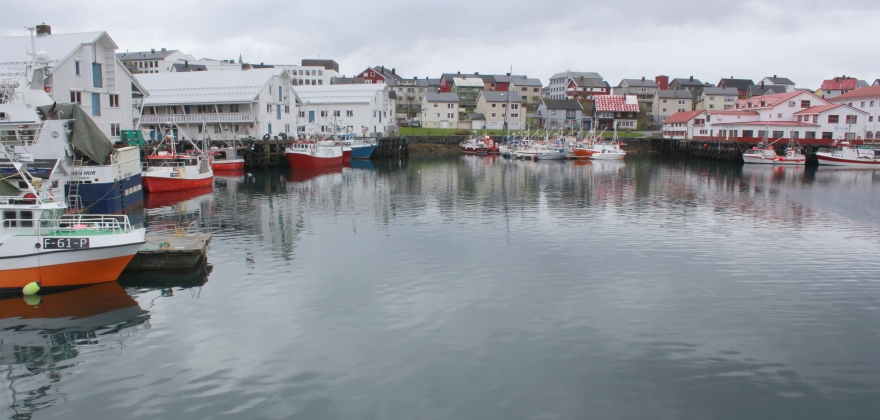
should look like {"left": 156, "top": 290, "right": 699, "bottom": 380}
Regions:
{"left": 212, "top": 161, "right": 245, "bottom": 170}
{"left": 286, "top": 152, "right": 343, "bottom": 168}
{"left": 143, "top": 176, "right": 214, "bottom": 193}
{"left": 145, "top": 186, "right": 214, "bottom": 208}
{"left": 343, "top": 150, "right": 352, "bottom": 160}
{"left": 286, "top": 166, "right": 344, "bottom": 182}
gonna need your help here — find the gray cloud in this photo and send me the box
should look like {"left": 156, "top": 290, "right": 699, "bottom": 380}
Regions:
{"left": 2, "top": 0, "right": 878, "bottom": 88}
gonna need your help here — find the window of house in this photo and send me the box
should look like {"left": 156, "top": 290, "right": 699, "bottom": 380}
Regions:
{"left": 828, "top": 115, "right": 839, "bottom": 123}
{"left": 110, "top": 123, "right": 121, "bottom": 137}
{"left": 805, "top": 131, "right": 816, "bottom": 138}
{"left": 434, "top": 103, "right": 438, "bottom": 107}
{"left": 346, "top": 110, "right": 353, "bottom": 117}
{"left": 320, "top": 111, "right": 327, "bottom": 117}
{"left": 91, "top": 93, "right": 101, "bottom": 116}
{"left": 75, "top": 60, "right": 80, "bottom": 76}
{"left": 448, "top": 113, "right": 454, "bottom": 118}
{"left": 434, "top": 113, "right": 440, "bottom": 118}
{"left": 334, "top": 110, "right": 340, "bottom": 117}
{"left": 846, "top": 115, "right": 858, "bottom": 124}
{"left": 861, "top": 102, "right": 866, "bottom": 107}
{"left": 70, "top": 91, "right": 82, "bottom": 104}
{"left": 813, "top": 115, "right": 818, "bottom": 123}
{"left": 231, "top": 104, "right": 239, "bottom": 113}
{"left": 267, "top": 104, "right": 272, "bottom": 113}
{"left": 214, "top": 125, "right": 221, "bottom": 133}
{"left": 167, "top": 106, "right": 176, "bottom": 114}
{"left": 491, "top": 113, "right": 496, "bottom": 117}
{"left": 772, "top": 130, "right": 784, "bottom": 138}
{"left": 662, "top": 99, "right": 667, "bottom": 104}
{"left": 870, "top": 116, "right": 874, "bottom": 122}
{"left": 822, "top": 132, "right": 833, "bottom": 139}
{"left": 709, "top": 104, "right": 715, "bottom": 109}
{"left": 285, "top": 105, "right": 290, "bottom": 114}
{"left": 492, "top": 104, "right": 497, "bottom": 108}
{"left": 92, "top": 63, "right": 103, "bottom": 87}
{"left": 511, "top": 113, "right": 518, "bottom": 118}
{"left": 871, "top": 101, "right": 876, "bottom": 107}
{"left": 743, "top": 130, "right": 754, "bottom": 137}
{"left": 791, "top": 131, "right": 799, "bottom": 138}
{"left": 109, "top": 94, "right": 119, "bottom": 107}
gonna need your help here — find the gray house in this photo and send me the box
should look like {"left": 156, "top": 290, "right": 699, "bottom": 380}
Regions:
{"left": 613, "top": 77, "right": 659, "bottom": 112}
{"left": 537, "top": 99, "right": 585, "bottom": 129}
{"left": 669, "top": 76, "right": 714, "bottom": 102}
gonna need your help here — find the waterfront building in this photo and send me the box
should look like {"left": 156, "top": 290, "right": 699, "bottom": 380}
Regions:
{"left": 661, "top": 110, "right": 706, "bottom": 139}
{"left": 0, "top": 26, "right": 148, "bottom": 140}
{"left": 758, "top": 76, "right": 796, "bottom": 92}
{"left": 820, "top": 76, "right": 867, "bottom": 99}
{"left": 536, "top": 99, "right": 584, "bottom": 130}
{"left": 136, "top": 68, "right": 294, "bottom": 141}
{"left": 594, "top": 95, "right": 639, "bottom": 131}
{"left": 117, "top": 48, "right": 195, "bottom": 74}
{"left": 613, "top": 77, "right": 659, "bottom": 113}
{"left": 695, "top": 87, "right": 739, "bottom": 111}
{"left": 828, "top": 85, "right": 880, "bottom": 139}
{"left": 653, "top": 90, "right": 695, "bottom": 122}
{"left": 420, "top": 92, "right": 460, "bottom": 128}
{"left": 548, "top": 71, "right": 608, "bottom": 100}
{"left": 294, "top": 84, "right": 395, "bottom": 137}
{"left": 474, "top": 91, "right": 525, "bottom": 131}
{"left": 717, "top": 77, "right": 755, "bottom": 98}
{"left": 388, "top": 77, "right": 431, "bottom": 122}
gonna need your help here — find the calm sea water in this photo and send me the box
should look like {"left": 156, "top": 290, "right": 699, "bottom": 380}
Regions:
{"left": 2, "top": 155, "right": 880, "bottom": 419}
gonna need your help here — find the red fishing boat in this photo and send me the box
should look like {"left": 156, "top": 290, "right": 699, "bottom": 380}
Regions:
{"left": 285, "top": 140, "right": 344, "bottom": 168}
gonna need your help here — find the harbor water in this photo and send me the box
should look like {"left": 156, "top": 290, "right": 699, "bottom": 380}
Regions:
{"left": 2, "top": 155, "right": 880, "bottom": 419}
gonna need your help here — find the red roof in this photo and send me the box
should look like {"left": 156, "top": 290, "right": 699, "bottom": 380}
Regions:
{"left": 821, "top": 78, "right": 859, "bottom": 91}
{"left": 663, "top": 110, "right": 705, "bottom": 123}
{"left": 595, "top": 95, "right": 639, "bottom": 112}
{"left": 793, "top": 104, "right": 845, "bottom": 115}
{"left": 708, "top": 110, "right": 758, "bottom": 115}
{"left": 832, "top": 85, "right": 880, "bottom": 101}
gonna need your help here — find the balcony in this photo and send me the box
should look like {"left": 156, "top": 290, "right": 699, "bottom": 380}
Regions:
{"left": 140, "top": 113, "right": 257, "bottom": 124}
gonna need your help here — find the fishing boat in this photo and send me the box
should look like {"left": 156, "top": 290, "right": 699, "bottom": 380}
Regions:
{"left": 142, "top": 137, "right": 214, "bottom": 193}
{"left": 0, "top": 152, "right": 145, "bottom": 291}
{"left": 590, "top": 147, "right": 626, "bottom": 160}
{"left": 775, "top": 138, "right": 806, "bottom": 166}
{"left": 742, "top": 142, "right": 779, "bottom": 164}
{"left": 536, "top": 148, "right": 567, "bottom": 160}
{"left": 285, "top": 140, "right": 344, "bottom": 167}
{"left": 460, "top": 136, "right": 489, "bottom": 154}
{"left": 587, "top": 131, "right": 626, "bottom": 160}
{"left": 342, "top": 138, "right": 377, "bottom": 160}
{"left": 816, "top": 141, "right": 880, "bottom": 167}
{"left": 209, "top": 146, "right": 245, "bottom": 170}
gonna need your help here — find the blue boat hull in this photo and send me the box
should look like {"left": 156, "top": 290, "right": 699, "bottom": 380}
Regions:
{"left": 349, "top": 144, "right": 376, "bottom": 160}
{"left": 66, "top": 174, "right": 144, "bottom": 214}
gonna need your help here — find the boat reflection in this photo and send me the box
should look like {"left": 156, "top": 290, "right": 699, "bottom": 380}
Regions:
{"left": 286, "top": 166, "right": 343, "bottom": 183}
{"left": 144, "top": 185, "right": 214, "bottom": 209}
{"left": 346, "top": 159, "right": 375, "bottom": 170}
{"left": 213, "top": 169, "right": 246, "bottom": 179}
{"left": 118, "top": 263, "right": 211, "bottom": 290}
{"left": 0, "top": 283, "right": 149, "bottom": 418}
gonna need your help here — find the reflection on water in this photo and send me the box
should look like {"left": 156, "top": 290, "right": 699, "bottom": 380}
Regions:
{"left": 9, "top": 155, "right": 880, "bottom": 419}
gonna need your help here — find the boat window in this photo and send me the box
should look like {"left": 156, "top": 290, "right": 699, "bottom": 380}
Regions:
{"left": 40, "top": 210, "right": 57, "bottom": 228}
{"left": 2, "top": 211, "right": 15, "bottom": 227}
{"left": 20, "top": 210, "right": 33, "bottom": 228}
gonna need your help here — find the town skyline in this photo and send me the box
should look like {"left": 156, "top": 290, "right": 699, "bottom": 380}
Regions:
{"left": 3, "top": 0, "right": 878, "bottom": 90}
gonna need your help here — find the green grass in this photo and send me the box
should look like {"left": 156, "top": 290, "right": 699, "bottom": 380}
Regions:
{"left": 398, "top": 126, "right": 646, "bottom": 138}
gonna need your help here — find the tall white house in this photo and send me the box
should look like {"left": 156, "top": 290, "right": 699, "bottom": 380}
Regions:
{"left": 0, "top": 26, "right": 148, "bottom": 140}
{"left": 136, "top": 68, "right": 295, "bottom": 141}
{"left": 293, "top": 84, "right": 394, "bottom": 137}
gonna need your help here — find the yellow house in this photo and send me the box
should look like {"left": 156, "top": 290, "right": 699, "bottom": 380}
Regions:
{"left": 475, "top": 91, "right": 526, "bottom": 131}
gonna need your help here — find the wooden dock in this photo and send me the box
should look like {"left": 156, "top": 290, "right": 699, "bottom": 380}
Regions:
{"left": 126, "top": 232, "right": 212, "bottom": 271}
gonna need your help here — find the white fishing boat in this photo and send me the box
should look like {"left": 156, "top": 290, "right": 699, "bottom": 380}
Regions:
{"left": 776, "top": 138, "right": 806, "bottom": 166}
{"left": 816, "top": 141, "right": 880, "bottom": 168}
{"left": 742, "top": 143, "right": 779, "bottom": 164}
{"left": 0, "top": 150, "right": 145, "bottom": 291}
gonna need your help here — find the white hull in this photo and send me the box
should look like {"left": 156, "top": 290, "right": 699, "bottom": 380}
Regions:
{"left": 742, "top": 155, "right": 778, "bottom": 164}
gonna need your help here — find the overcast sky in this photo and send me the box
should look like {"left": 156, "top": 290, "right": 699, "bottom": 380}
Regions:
{"left": 4, "top": 0, "right": 878, "bottom": 88}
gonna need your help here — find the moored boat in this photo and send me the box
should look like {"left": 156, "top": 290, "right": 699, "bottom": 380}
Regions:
{"left": 776, "top": 138, "right": 806, "bottom": 166}
{"left": 285, "top": 140, "right": 343, "bottom": 167}
{"left": 142, "top": 152, "right": 214, "bottom": 192}
{"left": 461, "top": 137, "right": 489, "bottom": 154}
{"left": 742, "top": 143, "right": 779, "bottom": 164}
{"left": 210, "top": 146, "right": 246, "bottom": 170}
{"left": 816, "top": 141, "right": 880, "bottom": 167}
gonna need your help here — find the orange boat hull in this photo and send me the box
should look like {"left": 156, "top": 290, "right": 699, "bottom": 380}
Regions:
{"left": 0, "top": 254, "right": 136, "bottom": 290}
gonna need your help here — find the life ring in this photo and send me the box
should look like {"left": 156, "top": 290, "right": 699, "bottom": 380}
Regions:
{"left": 262, "top": 133, "right": 271, "bottom": 140}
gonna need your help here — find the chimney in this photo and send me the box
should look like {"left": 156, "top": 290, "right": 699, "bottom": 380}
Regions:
{"left": 35, "top": 23, "right": 51, "bottom": 36}
{"left": 151, "top": 48, "right": 156, "bottom": 53}
{"left": 392, "top": 68, "right": 395, "bottom": 74}
{"left": 161, "top": 47, "right": 166, "bottom": 52}
{"left": 760, "top": 81, "right": 764, "bottom": 88}
{"left": 774, "top": 74, "right": 777, "bottom": 78}
{"left": 689, "top": 76, "right": 693, "bottom": 81}
{"left": 184, "top": 60, "right": 188, "bottom": 68}
{"left": 641, "top": 76, "right": 645, "bottom": 81}
{"left": 475, "top": 72, "right": 479, "bottom": 75}
{"left": 457, "top": 71, "right": 460, "bottom": 74}
{"left": 506, "top": 73, "right": 511, "bottom": 76}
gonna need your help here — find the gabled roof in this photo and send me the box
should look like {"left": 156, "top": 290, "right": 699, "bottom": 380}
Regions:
{"left": 718, "top": 78, "right": 755, "bottom": 90}
{"left": 663, "top": 110, "right": 705, "bottom": 124}
{"left": 294, "top": 84, "right": 387, "bottom": 104}
{"left": 745, "top": 90, "right": 819, "bottom": 109}
{"left": 510, "top": 76, "right": 543, "bottom": 87}
{"left": 453, "top": 77, "right": 485, "bottom": 88}
{"left": 672, "top": 77, "right": 704, "bottom": 86}
{"left": 619, "top": 78, "right": 658, "bottom": 88}
{"left": 137, "top": 68, "right": 286, "bottom": 105}
{"left": 595, "top": 95, "right": 639, "bottom": 112}
{"left": 570, "top": 77, "right": 607, "bottom": 89}
{"left": 480, "top": 91, "right": 522, "bottom": 103}
{"left": 425, "top": 92, "right": 459, "bottom": 103}
{"left": 550, "top": 71, "right": 602, "bottom": 80}
{"left": 117, "top": 49, "right": 179, "bottom": 61}
{"left": 657, "top": 90, "right": 694, "bottom": 99}
{"left": 748, "top": 85, "right": 787, "bottom": 97}
{"left": 831, "top": 85, "right": 880, "bottom": 101}
{"left": 0, "top": 31, "right": 113, "bottom": 74}
{"left": 821, "top": 77, "right": 859, "bottom": 90}
{"left": 702, "top": 87, "right": 740, "bottom": 96}
{"left": 707, "top": 109, "right": 759, "bottom": 115}
{"left": 762, "top": 76, "right": 795, "bottom": 85}
{"left": 540, "top": 99, "right": 583, "bottom": 110}
{"left": 793, "top": 104, "right": 868, "bottom": 115}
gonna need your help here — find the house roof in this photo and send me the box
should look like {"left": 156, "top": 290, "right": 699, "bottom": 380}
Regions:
{"left": 294, "top": 84, "right": 387, "bottom": 104}
{"left": 657, "top": 90, "right": 694, "bottom": 99}
{"left": 763, "top": 76, "right": 795, "bottom": 85}
{"left": 595, "top": 95, "right": 639, "bottom": 112}
{"left": 702, "top": 87, "right": 740, "bottom": 96}
{"left": 510, "top": 76, "right": 543, "bottom": 87}
{"left": 453, "top": 77, "right": 486, "bottom": 88}
{"left": 707, "top": 110, "right": 759, "bottom": 115}
{"left": 831, "top": 85, "right": 880, "bottom": 101}
{"left": 171, "top": 63, "right": 207, "bottom": 72}
{"left": 672, "top": 77, "right": 704, "bottom": 86}
{"left": 748, "top": 85, "right": 787, "bottom": 96}
{"left": 620, "top": 78, "right": 658, "bottom": 88}
{"left": 466, "top": 113, "right": 485, "bottom": 120}
{"left": 718, "top": 78, "right": 755, "bottom": 90}
{"left": 745, "top": 91, "right": 817, "bottom": 109}
{"left": 793, "top": 104, "right": 868, "bottom": 115}
{"left": 550, "top": 71, "right": 602, "bottom": 80}
{"left": 425, "top": 92, "right": 459, "bottom": 103}
{"left": 480, "top": 91, "right": 522, "bottom": 103}
{"left": 570, "top": 76, "right": 608, "bottom": 89}
{"left": 0, "top": 31, "right": 113, "bottom": 74}
{"left": 117, "top": 49, "right": 179, "bottom": 61}
{"left": 540, "top": 99, "right": 583, "bottom": 110}
{"left": 663, "top": 110, "right": 705, "bottom": 124}
{"left": 137, "top": 68, "right": 286, "bottom": 105}
{"left": 821, "top": 77, "right": 859, "bottom": 91}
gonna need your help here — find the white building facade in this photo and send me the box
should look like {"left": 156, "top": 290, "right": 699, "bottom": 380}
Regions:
{"left": 475, "top": 91, "right": 525, "bottom": 130}
{"left": 421, "top": 92, "right": 459, "bottom": 128}
{"left": 829, "top": 86, "right": 880, "bottom": 140}
{"left": 293, "top": 84, "right": 395, "bottom": 137}
{"left": 136, "top": 68, "right": 295, "bottom": 142}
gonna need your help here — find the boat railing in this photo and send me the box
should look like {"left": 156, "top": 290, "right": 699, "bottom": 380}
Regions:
{"left": 2, "top": 214, "right": 134, "bottom": 234}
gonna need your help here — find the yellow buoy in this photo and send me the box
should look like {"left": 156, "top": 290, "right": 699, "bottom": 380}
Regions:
{"left": 22, "top": 281, "right": 40, "bottom": 296}
{"left": 23, "top": 294, "right": 41, "bottom": 306}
